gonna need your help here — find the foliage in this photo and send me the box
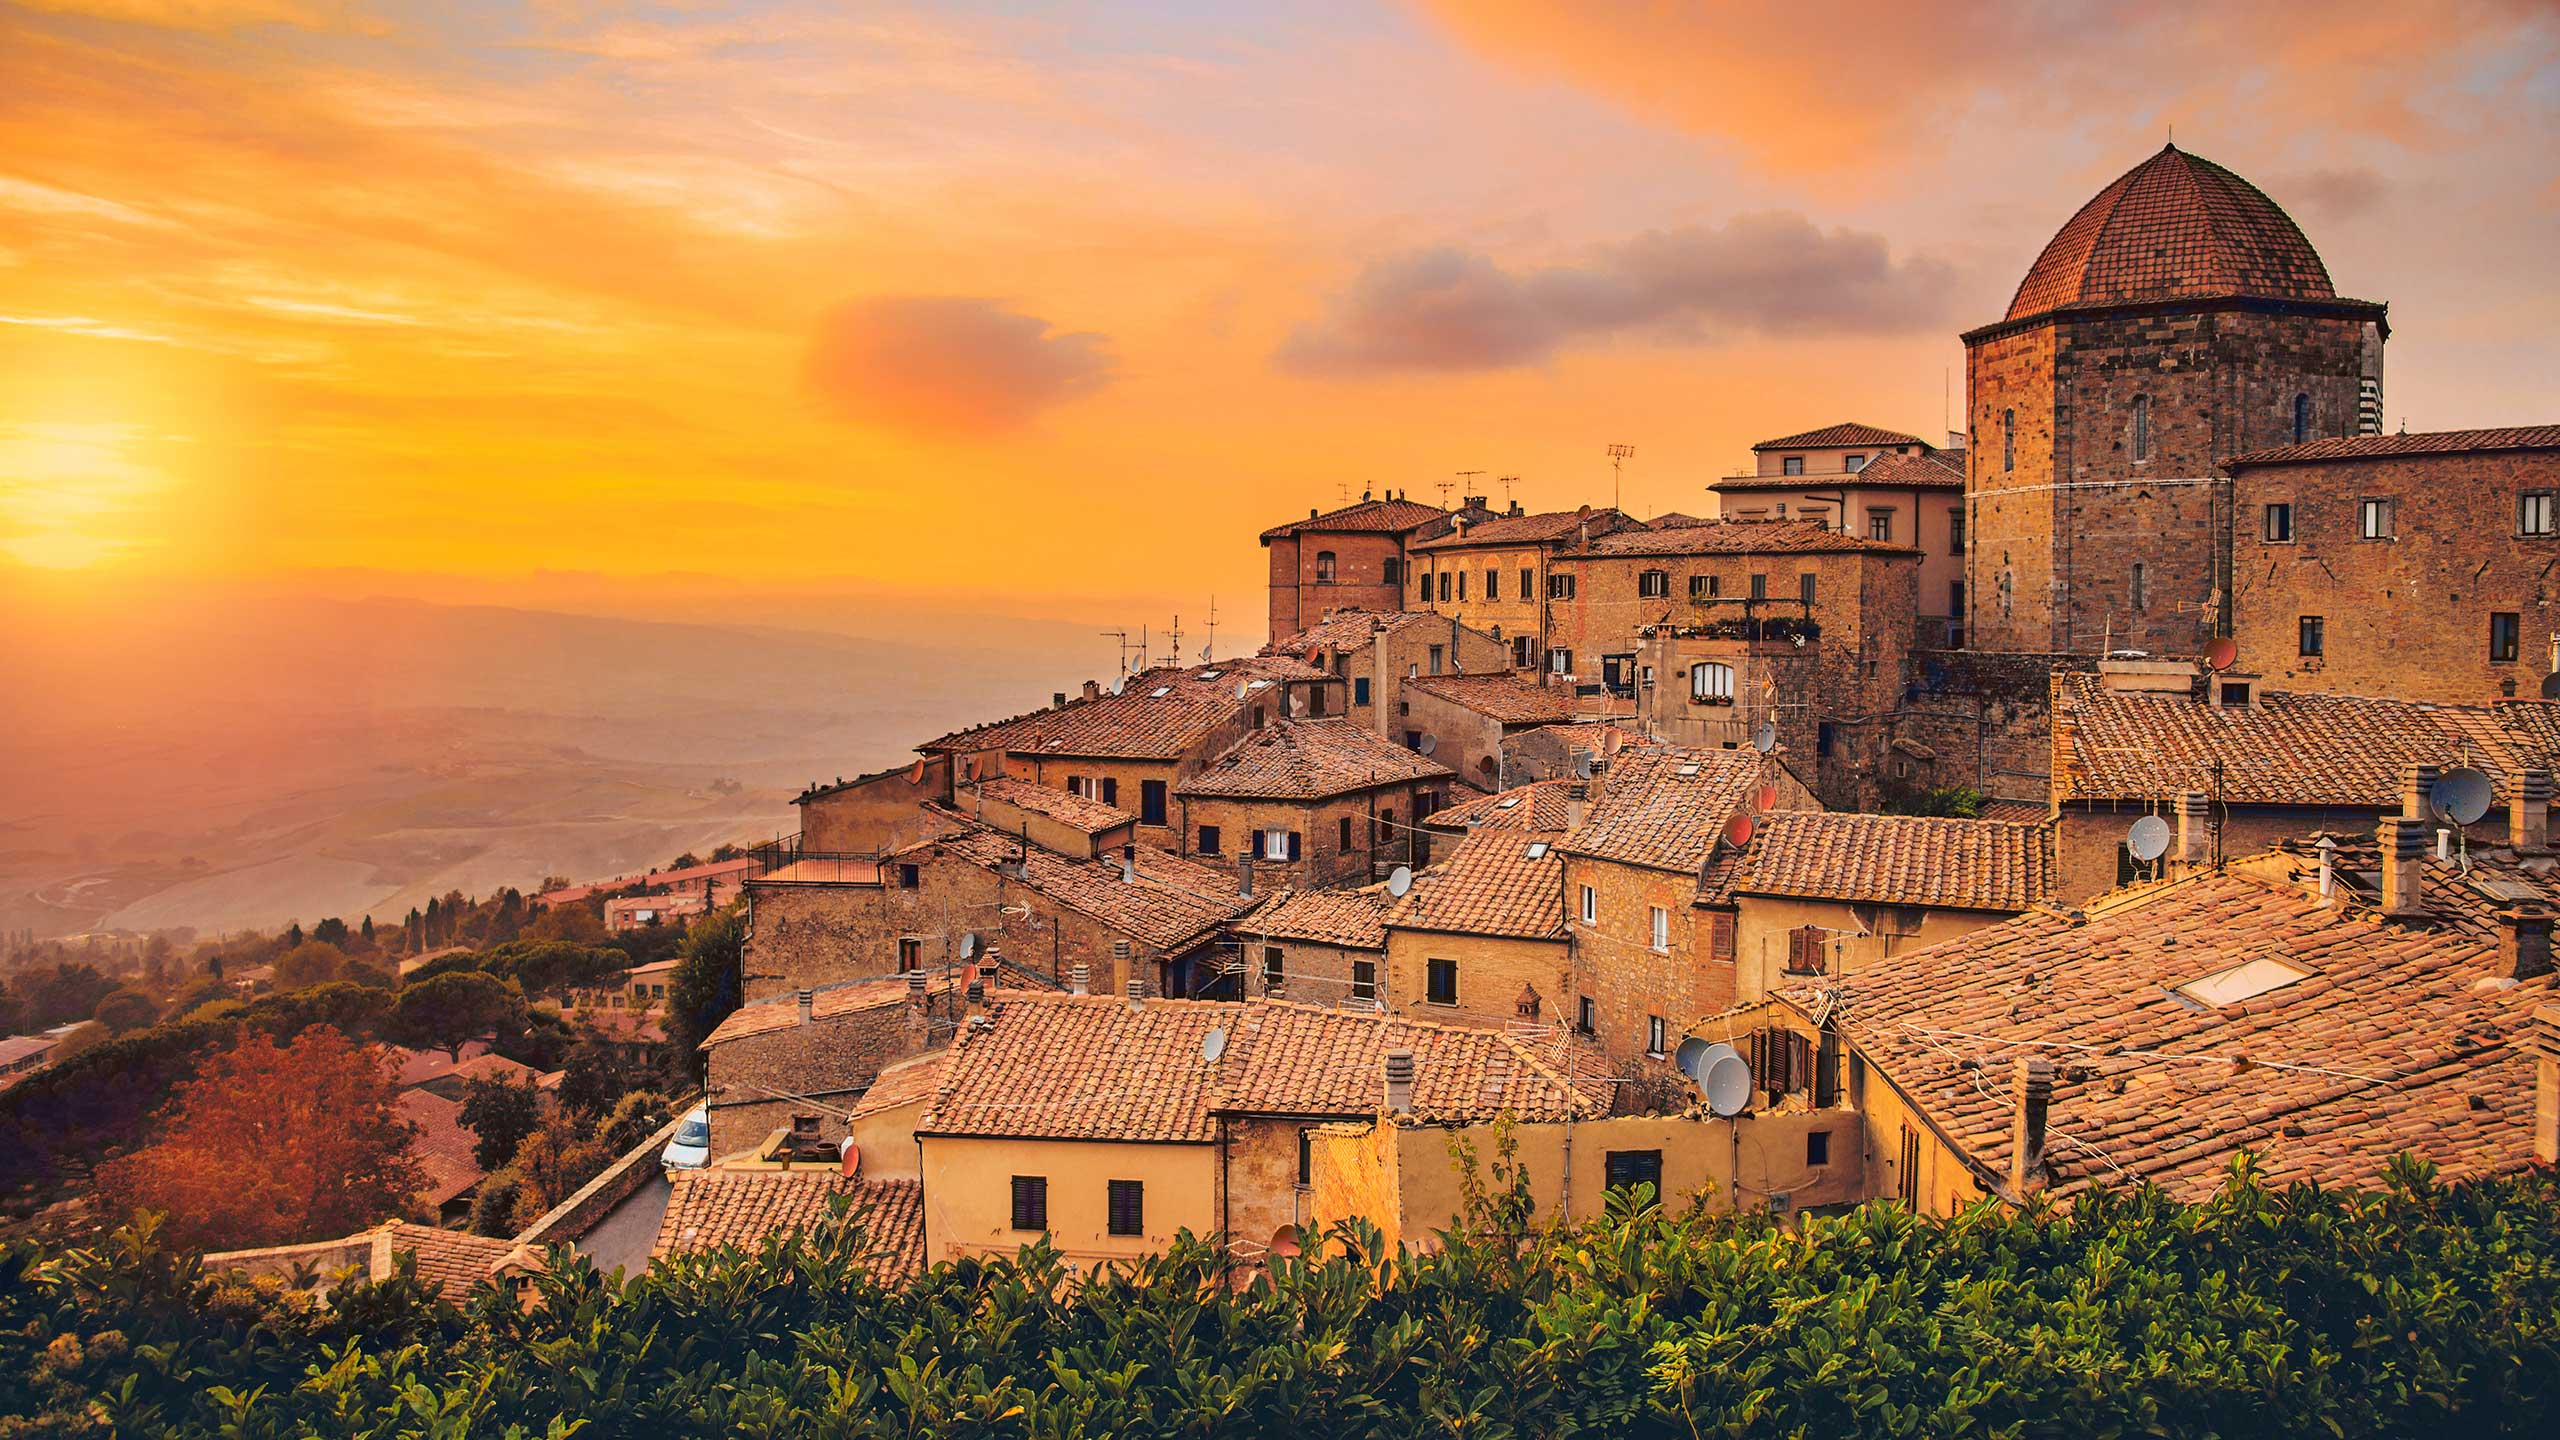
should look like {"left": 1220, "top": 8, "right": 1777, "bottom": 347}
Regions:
{"left": 390, "top": 970, "right": 529, "bottom": 1060}
{"left": 273, "top": 940, "right": 352, "bottom": 990}
{"left": 1877, "top": 781, "right": 1989, "bottom": 818}
{"left": 662, "top": 907, "right": 745, "bottom": 1070}
{"left": 3, "top": 1158, "right": 2557, "bottom": 1437}
{"left": 11, "top": 961, "right": 116, "bottom": 1029}
{"left": 470, "top": 939, "right": 629, "bottom": 997}
{"left": 457, "top": 1077, "right": 542, "bottom": 1173}
{"left": 523, "top": 904, "right": 609, "bottom": 946}
{"left": 492, "top": 1109, "right": 615, "bottom": 1233}
{"left": 92, "top": 1027, "right": 425, "bottom": 1250}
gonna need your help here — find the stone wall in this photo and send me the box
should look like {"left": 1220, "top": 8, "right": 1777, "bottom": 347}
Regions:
{"left": 1888, "top": 649, "right": 2090, "bottom": 804}
{"left": 1173, "top": 784, "right": 1438, "bottom": 891}
{"left": 1384, "top": 929, "right": 1569, "bottom": 1033}
{"left": 1562, "top": 854, "right": 1715, "bottom": 1070}
{"left": 703, "top": 991, "right": 951, "bottom": 1157}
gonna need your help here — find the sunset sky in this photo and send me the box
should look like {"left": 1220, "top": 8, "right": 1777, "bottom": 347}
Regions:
{"left": 3, "top": 0, "right": 2556, "bottom": 641}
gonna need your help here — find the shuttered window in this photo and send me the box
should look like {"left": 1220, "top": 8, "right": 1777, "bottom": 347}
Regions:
{"left": 1602, "top": 1149, "right": 1662, "bottom": 1207}
{"left": 1010, "top": 1175, "right": 1047, "bottom": 1230}
{"left": 1786, "top": 926, "right": 1825, "bottom": 974}
{"left": 1107, "top": 1179, "right": 1144, "bottom": 1236}
{"left": 1707, "top": 911, "right": 1736, "bottom": 961}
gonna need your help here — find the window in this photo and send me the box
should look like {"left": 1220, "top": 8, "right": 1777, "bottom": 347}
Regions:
{"left": 2219, "top": 680, "right": 2252, "bottom": 707}
{"left": 1314, "top": 550, "right": 1336, "bottom": 582}
{"left": 1262, "top": 947, "right": 1283, "bottom": 990}
{"left": 1011, "top": 1175, "right": 1047, "bottom": 1230}
{"left": 1107, "top": 1179, "right": 1144, "bottom": 1236}
{"left": 1417, "top": 570, "right": 1431, "bottom": 599}
{"left": 1817, "top": 721, "right": 1835, "bottom": 755}
{"left": 1140, "top": 779, "right": 1165, "bottom": 825}
{"left": 1649, "top": 906, "right": 1670, "bottom": 953}
{"left": 1646, "top": 1015, "right": 1667, "bottom": 1057}
{"left": 1100, "top": 777, "right": 1119, "bottom": 807}
{"left": 1548, "top": 648, "right": 1574, "bottom": 677}
{"left": 1428, "top": 644, "right": 1445, "bottom": 675}
{"left": 2129, "top": 562, "right": 2146, "bottom": 612}
{"left": 897, "top": 937, "right": 922, "bottom": 972}
{"left": 1799, "top": 572, "right": 1818, "bottom": 604}
{"left": 1688, "top": 573, "right": 1714, "bottom": 600}
{"left": 1197, "top": 825, "right": 1221, "bottom": 856}
{"left": 2299, "top": 615, "right": 2324, "bottom": 657}
{"left": 2492, "top": 612, "right": 2522, "bottom": 663}
{"left": 1382, "top": 557, "right": 1400, "bottom": 586}
{"left": 1638, "top": 569, "right": 1670, "bottom": 598}
{"left": 1602, "top": 1149, "right": 1663, "bottom": 1206}
{"left": 1867, "top": 509, "right": 1893, "bottom": 542}
{"left": 2001, "top": 408, "right": 2015, "bottom": 472}
{"left": 2130, "top": 394, "right": 2151, "bottom": 461}
{"left": 1577, "top": 995, "right": 1595, "bottom": 1034}
{"left": 1749, "top": 573, "right": 1767, "bottom": 600}
{"left": 1786, "top": 925, "right": 1826, "bottom": 974}
{"left": 1353, "top": 676, "right": 1371, "bottom": 706}
{"left": 1844, "top": 453, "right": 1866, "bottom": 471}
{"left": 896, "top": 863, "right": 920, "bottom": 889}
{"left": 1578, "top": 885, "right": 1597, "bottom": 924}
{"left": 2359, "top": 498, "right": 2392, "bottom": 540}
{"left": 1426, "top": 958, "right": 1457, "bottom": 1005}
{"left": 1298, "top": 1128, "right": 1313, "bottom": 1186}
{"left": 1807, "top": 1131, "right": 1831, "bottom": 1166}
{"left": 2264, "top": 503, "right": 2293, "bottom": 542}
{"left": 1352, "top": 960, "right": 1377, "bottom": 1002}
{"left": 2292, "top": 392, "right": 2312, "bottom": 444}
{"left": 1520, "top": 566, "right": 1534, "bottom": 597}
{"left": 1456, "top": 571, "right": 1466, "bottom": 602}
{"left": 1484, "top": 569, "right": 1499, "bottom": 601}
{"left": 1307, "top": 685, "right": 1327, "bottom": 717}
{"left": 1261, "top": 829, "right": 1298, "bottom": 862}
{"left": 1437, "top": 572, "right": 1451, "bottom": 602}
{"left": 1547, "top": 573, "right": 1575, "bottom": 600}
{"left": 1949, "top": 507, "right": 1965, "bottom": 553}
{"left": 1897, "top": 1126, "right": 1921, "bottom": 1199}
{"left": 1338, "top": 815, "right": 1353, "bottom": 852}
{"left": 2523, "top": 492, "right": 2555, "bottom": 537}
{"left": 1782, "top": 455, "right": 1804, "bottom": 476}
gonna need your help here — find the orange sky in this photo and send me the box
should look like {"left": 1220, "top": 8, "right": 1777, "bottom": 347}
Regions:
{"left": 2, "top": 0, "right": 2555, "bottom": 641}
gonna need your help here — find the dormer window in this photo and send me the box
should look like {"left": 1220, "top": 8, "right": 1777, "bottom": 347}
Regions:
{"left": 1844, "top": 454, "right": 1866, "bottom": 471}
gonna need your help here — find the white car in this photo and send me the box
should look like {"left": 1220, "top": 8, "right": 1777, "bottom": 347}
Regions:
{"left": 661, "top": 1104, "right": 712, "bottom": 1171}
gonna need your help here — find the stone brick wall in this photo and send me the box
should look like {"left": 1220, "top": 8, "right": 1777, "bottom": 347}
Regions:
{"left": 1384, "top": 929, "right": 1569, "bottom": 1032}
{"left": 1887, "top": 649, "right": 2092, "bottom": 804}
{"left": 2231, "top": 447, "right": 2560, "bottom": 701}
{"left": 1270, "top": 530, "right": 1410, "bottom": 643}
{"left": 799, "top": 759, "right": 952, "bottom": 854}
{"left": 1408, "top": 541, "right": 1559, "bottom": 659}
{"left": 703, "top": 991, "right": 952, "bottom": 1156}
{"left": 1398, "top": 685, "right": 1515, "bottom": 793}
{"left": 1240, "top": 935, "right": 1383, "bottom": 1010}
{"left": 1221, "top": 1116, "right": 1314, "bottom": 1255}
{"left": 1003, "top": 754, "right": 1179, "bottom": 841}
{"left": 1563, "top": 855, "right": 1721, "bottom": 1070}
{"left": 1173, "top": 784, "right": 1438, "bottom": 891}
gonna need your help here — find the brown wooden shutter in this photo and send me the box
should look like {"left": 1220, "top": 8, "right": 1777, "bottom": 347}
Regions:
{"left": 1709, "top": 911, "right": 1735, "bottom": 960}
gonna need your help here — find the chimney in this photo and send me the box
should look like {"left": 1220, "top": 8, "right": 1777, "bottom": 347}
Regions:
{"left": 796, "top": 988, "right": 814, "bottom": 1025}
{"left": 1383, "top": 1048, "right": 1415, "bottom": 1116}
{"left": 2009, "top": 1056, "right": 2055, "bottom": 1196}
{"left": 1082, "top": 679, "right": 1102, "bottom": 703}
{"left": 2530, "top": 1006, "right": 2560, "bottom": 1165}
{"left": 2516, "top": 770, "right": 2553, "bottom": 850}
{"left": 1515, "top": 984, "right": 1541, "bottom": 1022}
{"left": 1509, "top": 499, "right": 1523, "bottom": 516}
{"left": 964, "top": 967, "right": 986, "bottom": 1020}
{"left": 1565, "top": 780, "right": 1590, "bottom": 832}
{"left": 1053, "top": 691, "right": 1068, "bottom": 709}
{"left": 1125, "top": 974, "right": 1148, "bottom": 1010}
{"left": 2378, "top": 814, "right": 2429, "bottom": 918}
{"left": 2314, "top": 836, "right": 2337, "bottom": 903}
{"left": 1238, "top": 850, "right": 1255, "bottom": 900}
{"left": 2498, "top": 906, "right": 2554, "bottom": 981}
{"left": 1463, "top": 494, "right": 1486, "bottom": 511}
{"left": 2400, "top": 763, "right": 2442, "bottom": 821}
{"left": 1070, "top": 961, "right": 1089, "bottom": 996}
{"left": 2174, "top": 791, "right": 2210, "bottom": 867}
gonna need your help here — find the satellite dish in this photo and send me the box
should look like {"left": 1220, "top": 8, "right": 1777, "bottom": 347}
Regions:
{"left": 1203, "top": 1027, "right": 1227, "bottom": 1063}
{"left": 2202, "top": 636, "right": 2239, "bottom": 672}
{"left": 2432, "top": 767, "right": 2494, "bottom": 826}
{"left": 1113, "top": 676, "right": 1128, "bottom": 696}
{"left": 1418, "top": 733, "right": 1438, "bottom": 755}
{"left": 2542, "top": 672, "right": 2560, "bottom": 700}
{"left": 1724, "top": 813, "right": 1754, "bottom": 848}
{"left": 910, "top": 760, "right": 926, "bottom": 785}
{"left": 1386, "top": 865, "right": 1414, "bottom": 897}
{"left": 1702, "top": 1054, "right": 1752, "bottom": 1117}
{"left": 1573, "top": 751, "right": 1595, "bottom": 779}
{"left": 1673, "top": 1036, "right": 1713, "bottom": 1080}
{"left": 2126, "top": 814, "right": 2171, "bottom": 863}
{"left": 1751, "top": 720, "right": 1777, "bottom": 753}
{"left": 1755, "top": 783, "right": 1779, "bottom": 812}
{"left": 959, "top": 932, "right": 982, "bottom": 960}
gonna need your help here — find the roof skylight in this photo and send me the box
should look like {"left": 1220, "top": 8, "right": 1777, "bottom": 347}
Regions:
{"left": 2173, "top": 956, "right": 2311, "bottom": 1009}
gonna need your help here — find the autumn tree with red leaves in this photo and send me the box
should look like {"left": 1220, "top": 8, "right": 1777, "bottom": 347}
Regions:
{"left": 97, "top": 1026, "right": 425, "bottom": 1250}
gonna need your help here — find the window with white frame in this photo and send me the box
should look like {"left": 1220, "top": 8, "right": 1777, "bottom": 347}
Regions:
{"left": 1649, "top": 906, "right": 1669, "bottom": 953}
{"left": 1690, "top": 661, "right": 1734, "bottom": 703}
{"left": 1261, "top": 829, "right": 1292, "bottom": 861}
{"left": 2523, "top": 492, "right": 2555, "bottom": 537}
{"left": 1578, "top": 885, "right": 1597, "bottom": 925}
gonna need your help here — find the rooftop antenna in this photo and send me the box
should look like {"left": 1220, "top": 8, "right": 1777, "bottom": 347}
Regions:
{"left": 1164, "top": 615, "right": 1184, "bottom": 668}
{"left": 1203, "top": 596, "right": 1218, "bottom": 663}
{"left": 1606, "top": 443, "right": 1635, "bottom": 514}
{"left": 1099, "top": 628, "right": 1133, "bottom": 681}
{"left": 1432, "top": 475, "right": 1456, "bottom": 508}
{"left": 1498, "top": 474, "right": 1518, "bottom": 508}
{"left": 1455, "top": 470, "right": 1484, "bottom": 506}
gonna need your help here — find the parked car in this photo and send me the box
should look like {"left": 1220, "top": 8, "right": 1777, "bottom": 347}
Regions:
{"left": 661, "top": 1104, "right": 712, "bottom": 1171}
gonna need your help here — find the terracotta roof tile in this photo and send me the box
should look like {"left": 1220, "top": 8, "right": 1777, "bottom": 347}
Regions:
{"left": 1403, "top": 673, "right": 1580, "bottom": 726}
{"left": 1260, "top": 497, "right": 1464, "bottom": 541}
{"left": 653, "top": 1171, "right": 923, "bottom": 1283}
{"left": 1571, "top": 518, "right": 1915, "bottom": 558}
{"left": 1717, "top": 448, "right": 1966, "bottom": 495}
{"left": 1751, "top": 422, "right": 1929, "bottom": 451}
{"left": 1791, "top": 855, "right": 2558, "bottom": 1199}
{"left": 925, "top": 816, "right": 1250, "bottom": 952}
{"left": 2007, "top": 146, "right": 2344, "bottom": 322}
{"left": 921, "top": 656, "right": 1325, "bottom": 760}
{"left": 378, "top": 1222, "right": 522, "bottom": 1301}
{"left": 848, "top": 1051, "right": 950, "bottom": 1120}
{"left": 1427, "top": 779, "right": 1576, "bottom": 834}
{"left": 1246, "top": 886, "right": 1390, "bottom": 950}
{"left": 1409, "top": 508, "right": 1639, "bottom": 551}
{"left": 1648, "top": 512, "right": 1712, "bottom": 529}
{"left": 1214, "top": 1002, "right": 1609, "bottom": 1122}
{"left": 2055, "top": 673, "right": 2560, "bottom": 807}
{"left": 1263, "top": 607, "right": 1441, "bottom": 653}
{"left": 396, "top": 1090, "right": 485, "bottom": 1208}
{"left": 701, "top": 973, "right": 940, "bottom": 1048}
{"left": 1385, "top": 829, "right": 1568, "bottom": 940}
{"left": 961, "top": 775, "right": 1135, "bottom": 833}
{"left": 1727, "top": 812, "right": 2054, "bottom": 912}
{"left": 1560, "top": 748, "right": 1763, "bottom": 874}
{"left": 1176, "top": 719, "right": 1451, "bottom": 800}
{"left": 2227, "top": 426, "right": 2560, "bottom": 469}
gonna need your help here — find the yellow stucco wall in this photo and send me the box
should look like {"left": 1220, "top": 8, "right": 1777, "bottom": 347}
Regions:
{"left": 1728, "top": 894, "right": 2010, "bottom": 1004}
{"left": 1384, "top": 928, "right": 1571, "bottom": 1031}
{"left": 919, "top": 1136, "right": 1219, "bottom": 1269}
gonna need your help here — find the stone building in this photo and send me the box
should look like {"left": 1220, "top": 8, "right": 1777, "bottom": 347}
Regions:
{"left": 1263, "top": 493, "right": 1488, "bottom": 643}
{"left": 1964, "top": 143, "right": 2387, "bottom": 658}
{"left": 1382, "top": 827, "right": 1571, "bottom": 1035}
{"left": 2226, "top": 427, "right": 2560, "bottom": 702}
{"left": 1711, "top": 423, "right": 1969, "bottom": 645}
{"left": 1261, "top": 606, "right": 1510, "bottom": 736}
{"left": 1400, "top": 672, "right": 1584, "bottom": 793}
{"left": 1233, "top": 885, "right": 1390, "bottom": 1011}
{"left": 1172, "top": 718, "right": 1453, "bottom": 888}
{"left": 696, "top": 971, "right": 966, "bottom": 1158}
{"left": 1403, "top": 504, "right": 1642, "bottom": 665}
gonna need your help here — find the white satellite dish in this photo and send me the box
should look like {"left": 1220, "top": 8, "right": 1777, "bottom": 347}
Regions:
{"left": 1573, "top": 751, "right": 1595, "bottom": 779}
{"left": 959, "top": 932, "right": 982, "bottom": 960}
{"left": 2432, "top": 767, "right": 2495, "bottom": 826}
{"left": 2126, "top": 814, "right": 2172, "bottom": 863}
{"left": 1203, "top": 1027, "right": 1227, "bottom": 1063}
{"left": 1702, "top": 1054, "right": 1752, "bottom": 1117}
{"left": 1674, "top": 1038, "right": 1736, "bottom": 1083}
{"left": 1418, "top": 733, "right": 1438, "bottom": 755}
{"left": 1750, "top": 720, "right": 1777, "bottom": 754}
{"left": 1112, "top": 676, "right": 1128, "bottom": 696}
{"left": 1385, "top": 865, "right": 1414, "bottom": 897}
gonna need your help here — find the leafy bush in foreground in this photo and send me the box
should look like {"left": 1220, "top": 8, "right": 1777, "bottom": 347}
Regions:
{"left": 3, "top": 1157, "right": 2555, "bottom": 1438}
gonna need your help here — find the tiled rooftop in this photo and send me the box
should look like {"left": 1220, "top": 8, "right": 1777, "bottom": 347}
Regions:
{"left": 2226, "top": 425, "right": 2560, "bottom": 469}
{"left": 1260, "top": 496, "right": 1463, "bottom": 541}
{"left": 959, "top": 774, "right": 1135, "bottom": 833}
{"left": 847, "top": 1050, "right": 949, "bottom": 1120}
{"left": 1409, "top": 507, "right": 1638, "bottom": 551}
{"left": 701, "top": 973, "right": 937, "bottom": 1048}
{"left": 1723, "top": 812, "right": 2055, "bottom": 912}
{"left": 1717, "top": 448, "right": 1965, "bottom": 493}
{"left": 1559, "top": 748, "right": 1764, "bottom": 875}
{"left": 920, "top": 656, "right": 1326, "bottom": 760}
{"left": 1751, "top": 422, "right": 1929, "bottom": 452}
{"left": 1570, "top": 518, "right": 1915, "bottom": 558}
{"left": 1265, "top": 607, "right": 1440, "bottom": 653}
{"left": 653, "top": 1172, "right": 924, "bottom": 1283}
{"left": 1404, "top": 672, "right": 1581, "bottom": 726}
{"left": 2054, "top": 673, "right": 2560, "bottom": 807}
{"left": 378, "top": 1222, "right": 524, "bottom": 1301}
{"left": 916, "top": 994, "right": 1606, "bottom": 1142}
{"left": 1384, "top": 828, "right": 1568, "bottom": 940}
{"left": 1245, "top": 885, "right": 1391, "bottom": 950}
{"left": 2006, "top": 145, "right": 2344, "bottom": 322}
{"left": 1175, "top": 719, "right": 1451, "bottom": 800}
{"left": 928, "top": 815, "right": 1251, "bottom": 952}
{"left": 1426, "top": 779, "right": 1577, "bottom": 834}
{"left": 1787, "top": 853, "right": 2560, "bottom": 1198}
{"left": 396, "top": 1089, "right": 486, "bottom": 1208}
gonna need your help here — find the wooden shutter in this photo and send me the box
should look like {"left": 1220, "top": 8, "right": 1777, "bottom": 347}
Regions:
{"left": 1108, "top": 1179, "right": 1144, "bottom": 1236}
{"left": 1287, "top": 831, "right": 1303, "bottom": 861}
{"left": 1709, "top": 911, "right": 1735, "bottom": 960}
{"left": 1101, "top": 777, "right": 1119, "bottom": 805}
{"left": 1011, "top": 1175, "right": 1046, "bottom": 1230}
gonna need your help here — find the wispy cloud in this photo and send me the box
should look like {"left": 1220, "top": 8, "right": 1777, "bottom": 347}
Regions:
{"left": 803, "top": 296, "right": 1116, "bottom": 436}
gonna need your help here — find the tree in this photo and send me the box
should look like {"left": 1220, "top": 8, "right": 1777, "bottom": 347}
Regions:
{"left": 91, "top": 987, "right": 160, "bottom": 1035}
{"left": 503, "top": 1107, "right": 613, "bottom": 1228}
{"left": 311, "top": 917, "right": 351, "bottom": 950}
{"left": 524, "top": 904, "right": 608, "bottom": 946}
{"left": 94, "top": 1026, "right": 424, "bottom": 1250}
{"left": 391, "top": 971, "right": 527, "bottom": 1060}
{"left": 358, "top": 915, "right": 376, "bottom": 951}
{"left": 273, "top": 940, "right": 349, "bottom": 990}
{"left": 553, "top": 1037, "right": 629, "bottom": 1117}
{"left": 22, "top": 962, "right": 114, "bottom": 1028}
{"left": 458, "top": 1076, "right": 542, "bottom": 1172}
{"left": 473, "top": 939, "right": 624, "bottom": 997}
{"left": 663, "top": 907, "right": 745, "bottom": 1070}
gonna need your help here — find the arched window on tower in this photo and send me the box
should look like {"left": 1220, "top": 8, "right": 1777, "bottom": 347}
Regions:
{"left": 2130, "top": 396, "right": 2151, "bottom": 462}
{"left": 2292, "top": 393, "right": 2312, "bottom": 445}
{"left": 2002, "top": 408, "right": 2015, "bottom": 473}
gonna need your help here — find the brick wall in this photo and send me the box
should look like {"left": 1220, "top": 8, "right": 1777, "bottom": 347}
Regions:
{"left": 1398, "top": 686, "right": 1515, "bottom": 793}
{"left": 1174, "top": 784, "right": 1437, "bottom": 890}
{"left": 1384, "top": 929, "right": 1570, "bottom": 1032}
{"left": 1242, "top": 936, "right": 1384, "bottom": 1010}
{"left": 1563, "top": 856, "right": 1720, "bottom": 1070}
{"left": 1271, "top": 531, "right": 1410, "bottom": 643}
{"left": 1888, "top": 649, "right": 2091, "bottom": 804}
{"left": 2231, "top": 448, "right": 2560, "bottom": 701}
{"left": 799, "top": 759, "right": 952, "bottom": 854}
{"left": 1005, "top": 754, "right": 1179, "bottom": 841}
{"left": 704, "top": 991, "right": 951, "bottom": 1156}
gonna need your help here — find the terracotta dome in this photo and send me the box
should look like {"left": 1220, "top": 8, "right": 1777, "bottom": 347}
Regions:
{"left": 2006, "top": 145, "right": 2336, "bottom": 322}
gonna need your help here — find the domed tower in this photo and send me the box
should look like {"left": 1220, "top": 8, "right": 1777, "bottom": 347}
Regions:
{"left": 1963, "top": 145, "right": 2386, "bottom": 656}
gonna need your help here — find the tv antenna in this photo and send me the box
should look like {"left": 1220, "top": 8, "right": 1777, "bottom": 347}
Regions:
{"left": 1606, "top": 443, "right": 1635, "bottom": 512}
{"left": 1203, "top": 596, "right": 1218, "bottom": 663}
{"left": 1164, "top": 615, "right": 1184, "bottom": 668}
{"left": 1498, "top": 474, "right": 1519, "bottom": 508}
{"left": 1433, "top": 475, "right": 1457, "bottom": 508}
{"left": 1099, "top": 628, "right": 1135, "bottom": 680}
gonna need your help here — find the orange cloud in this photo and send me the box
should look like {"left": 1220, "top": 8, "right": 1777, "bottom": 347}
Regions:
{"left": 803, "top": 296, "right": 1115, "bottom": 436}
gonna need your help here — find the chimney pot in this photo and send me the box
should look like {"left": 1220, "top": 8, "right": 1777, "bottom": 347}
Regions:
{"left": 2378, "top": 815, "right": 2430, "bottom": 917}
{"left": 1053, "top": 691, "right": 1068, "bottom": 709}
{"left": 1082, "top": 679, "right": 1101, "bottom": 703}
{"left": 2500, "top": 906, "right": 2554, "bottom": 982}
{"left": 1070, "top": 961, "right": 1089, "bottom": 996}
{"left": 1126, "top": 974, "right": 1147, "bottom": 1009}
{"left": 2401, "top": 764, "right": 2442, "bottom": 820}
{"left": 2174, "top": 791, "right": 2211, "bottom": 866}
{"left": 796, "top": 988, "right": 814, "bottom": 1024}
{"left": 1383, "top": 1047, "right": 1416, "bottom": 1116}
{"left": 2515, "top": 770, "right": 2553, "bottom": 850}
{"left": 2314, "top": 836, "right": 2337, "bottom": 901}
{"left": 2009, "top": 1055, "right": 2056, "bottom": 1196}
